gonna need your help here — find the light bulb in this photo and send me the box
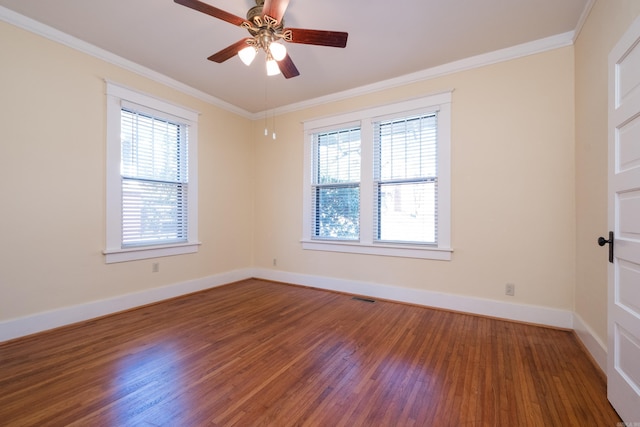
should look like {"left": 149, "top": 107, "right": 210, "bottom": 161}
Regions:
{"left": 238, "top": 46, "right": 256, "bottom": 66}
{"left": 268, "top": 42, "right": 287, "bottom": 61}
{"left": 266, "top": 59, "right": 281, "bottom": 76}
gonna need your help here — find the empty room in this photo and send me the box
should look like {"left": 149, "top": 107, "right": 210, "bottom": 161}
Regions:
{"left": 1, "top": 0, "right": 639, "bottom": 425}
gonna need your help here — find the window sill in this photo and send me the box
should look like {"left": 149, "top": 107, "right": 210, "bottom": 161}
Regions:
{"left": 301, "top": 240, "right": 452, "bottom": 261}
{"left": 104, "top": 242, "right": 201, "bottom": 263}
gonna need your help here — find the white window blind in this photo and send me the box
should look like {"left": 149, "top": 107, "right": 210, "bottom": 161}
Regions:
{"left": 373, "top": 114, "right": 437, "bottom": 244}
{"left": 120, "top": 108, "right": 189, "bottom": 247}
{"left": 312, "top": 127, "right": 361, "bottom": 240}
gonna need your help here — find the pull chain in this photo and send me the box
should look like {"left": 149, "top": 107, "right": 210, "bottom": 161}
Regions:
{"left": 263, "top": 72, "right": 277, "bottom": 140}
{"left": 272, "top": 108, "right": 276, "bottom": 140}
{"left": 264, "top": 75, "right": 269, "bottom": 136}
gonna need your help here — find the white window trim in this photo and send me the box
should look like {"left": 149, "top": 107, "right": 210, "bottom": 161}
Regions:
{"left": 302, "top": 91, "right": 453, "bottom": 260}
{"left": 104, "top": 81, "right": 200, "bottom": 263}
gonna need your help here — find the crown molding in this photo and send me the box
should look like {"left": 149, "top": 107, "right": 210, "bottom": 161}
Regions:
{"left": 0, "top": 6, "right": 254, "bottom": 119}
{"left": 2, "top": 5, "right": 574, "bottom": 121}
{"left": 256, "top": 30, "right": 575, "bottom": 119}
{"left": 573, "top": 0, "right": 596, "bottom": 42}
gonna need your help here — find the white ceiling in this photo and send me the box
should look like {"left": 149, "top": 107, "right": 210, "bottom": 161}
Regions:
{"left": 0, "top": 0, "right": 590, "bottom": 115}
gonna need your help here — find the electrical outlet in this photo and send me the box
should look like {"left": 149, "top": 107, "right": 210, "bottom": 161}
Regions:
{"left": 505, "top": 283, "right": 515, "bottom": 296}
{"left": 273, "top": 258, "right": 277, "bottom": 267}
{"left": 152, "top": 262, "right": 160, "bottom": 273}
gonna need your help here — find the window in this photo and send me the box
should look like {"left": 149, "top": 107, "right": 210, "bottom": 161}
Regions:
{"left": 374, "top": 114, "right": 437, "bottom": 244}
{"left": 104, "top": 82, "right": 199, "bottom": 263}
{"left": 302, "top": 92, "right": 452, "bottom": 260}
{"left": 312, "top": 127, "right": 361, "bottom": 240}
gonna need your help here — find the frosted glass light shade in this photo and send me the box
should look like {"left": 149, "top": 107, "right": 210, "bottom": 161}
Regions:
{"left": 238, "top": 46, "right": 257, "bottom": 66}
{"left": 266, "top": 59, "right": 281, "bottom": 76}
{"left": 269, "top": 42, "right": 287, "bottom": 61}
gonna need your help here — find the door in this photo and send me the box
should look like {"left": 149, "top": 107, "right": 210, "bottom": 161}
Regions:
{"left": 607, "top": 14, "right": 640, "bottom": 423}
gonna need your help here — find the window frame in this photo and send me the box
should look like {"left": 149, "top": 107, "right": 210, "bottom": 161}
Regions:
{"left": 302, "top": 91, "right": 452, "bottom": 261}
{"left": 104, "top": 81, "right": 200, "bottom": 263}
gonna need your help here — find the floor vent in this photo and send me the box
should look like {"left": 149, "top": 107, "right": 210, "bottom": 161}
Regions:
{"left": 352, "top": 296, "right": 376, "bottom": 303}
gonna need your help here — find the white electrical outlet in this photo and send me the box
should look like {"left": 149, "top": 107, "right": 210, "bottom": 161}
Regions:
{"left": 152, "top": 262, "right": 160, "bottom": 273}
{"left": 273, "top": 258, "right": 277, "bottom": 267}
{"left": 505, "top": 283, "right": 515, "bottom": 296}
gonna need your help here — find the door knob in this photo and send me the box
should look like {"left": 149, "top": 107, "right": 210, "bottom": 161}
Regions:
{"left": 598, "top": 231, "right": 614, "bottom": 263}
{"left": 597, "top": 236, "right": 611, "bottom": 246}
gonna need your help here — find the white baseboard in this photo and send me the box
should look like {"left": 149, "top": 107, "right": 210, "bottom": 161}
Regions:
{"left": 251, "top": 269, "right": 574, "bottom": 329}
{"left": 572, "top": 312, "right": 607, "bottom": 373}
{"left": 0, "top": 269, "right": 252, "bottom": 342}
{"left": 1, "top": 268, "right": 584, "bottom": 346}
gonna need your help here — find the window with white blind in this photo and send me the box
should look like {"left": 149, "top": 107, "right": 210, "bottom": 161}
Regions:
{"left": 104, "top": 82, "right": 199, "bottom": 263}
{"left": 374, "top": 114, "right": 437, "bottom": 244}
{"left": 312, "top": 127, "right": 361, "bottom": 240}
{"left": 302, "top": 92, "right": 452, "bottom": 260}
{"left": 120, "top": 108, "right": 188, "bottom": 246}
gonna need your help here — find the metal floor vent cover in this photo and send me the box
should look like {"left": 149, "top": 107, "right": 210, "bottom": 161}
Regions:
{"left": 352, "top": 296, "right": 376, "bottom": 303}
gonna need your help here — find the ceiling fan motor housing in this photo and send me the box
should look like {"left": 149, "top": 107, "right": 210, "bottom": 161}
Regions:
{"left": 246, "top": 2, "right": 284, "bottom": 34}
{"left": 246, "top": 4, "right": 262, "bottom": 23}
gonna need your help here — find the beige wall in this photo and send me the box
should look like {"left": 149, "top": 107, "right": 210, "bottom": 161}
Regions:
{"left": 0, "top": 22, "right": 254, "bottom": 321}
{"left": 574, "top": 1, "right": 640, "bottom": 345}
{"left": 254, "top": 47, "right": 577, "bottom": 310}
{"left": 3, "top": 1, "right": 635, "bottom": 350}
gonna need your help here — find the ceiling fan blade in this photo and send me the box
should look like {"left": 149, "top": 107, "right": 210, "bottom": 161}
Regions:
{"left": 283, "top": 28, "right": 348, "bottom": 48}
{"left": 174, "top": 0, "right": 247, "bottom": 27}
{"left": 278, "top": 54, "right": 300, "bottom": 79}
{"left": 262, "top": 0, "right": 290, "bottom": 24}
{"left": 207, "top": 38, "right": 252, "bottom": 63}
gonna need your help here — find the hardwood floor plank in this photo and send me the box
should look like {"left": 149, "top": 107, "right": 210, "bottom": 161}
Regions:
{"left": 0, "top": 279, "right": 621, "bottom": 426}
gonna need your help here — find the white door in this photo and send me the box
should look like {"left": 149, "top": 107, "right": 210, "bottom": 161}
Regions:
{"left": 607, "top": 14, "right": 640, "bottom": 423}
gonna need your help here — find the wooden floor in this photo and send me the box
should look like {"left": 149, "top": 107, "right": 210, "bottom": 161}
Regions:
{"left": 0, "top": 279, "right": 620, "bottom": 426}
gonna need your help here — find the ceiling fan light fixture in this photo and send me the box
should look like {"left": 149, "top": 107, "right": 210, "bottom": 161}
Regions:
{"left": 238, "top": 46, "right": 257, "bottom": 66}
{"left": 268, "top": 41, "right": 287, "bottom": 61}
{"left": 266, "top": 57, "right": 281, "bottom": 76}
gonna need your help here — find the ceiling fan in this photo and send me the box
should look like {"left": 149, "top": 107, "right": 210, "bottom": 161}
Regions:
{"left": 174, "top": 0, "right": 348, "bottom": 78}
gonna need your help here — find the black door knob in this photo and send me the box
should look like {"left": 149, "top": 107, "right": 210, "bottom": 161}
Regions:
{"left": 597, "top": 231, "right": 614, "bottom": 263}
